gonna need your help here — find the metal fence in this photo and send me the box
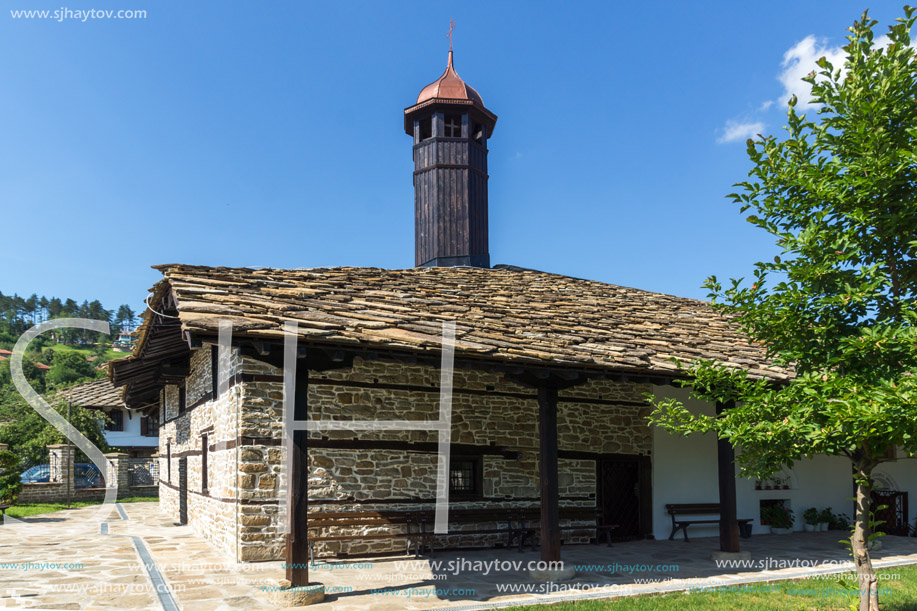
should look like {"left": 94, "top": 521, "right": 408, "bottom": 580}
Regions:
{"left": 73, "top": 450, "right": 102, "bottom": 489}
{"left": 128, "top": 459, "right": 158, "bottom": 487}
{"left": 18, "top": 451, "right": 51, "bottom": 484}
{"left": 18, "top": 451, "right": 159, "bottom": 491}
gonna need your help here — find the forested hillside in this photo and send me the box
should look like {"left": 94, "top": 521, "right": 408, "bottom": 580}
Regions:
{"left": 0, "top": 290, "right": 135, "bottom": 464}
{"left": 0, "top": 290, "right": 137, "bottom": 347}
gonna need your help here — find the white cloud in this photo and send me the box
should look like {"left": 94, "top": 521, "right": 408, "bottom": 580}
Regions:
{"left": 720, "top": 31, "right": 910, "bottom": 143}
{"left": 775, "top": 33, "right": 909, "bottom": 110}
{"left": 776, "top": 35, "right": 846, "bottom": 110}
{"left": 717, "top": 120, "right": 765, "bottom": 144}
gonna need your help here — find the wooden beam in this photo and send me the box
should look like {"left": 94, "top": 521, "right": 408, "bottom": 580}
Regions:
{"left": 309, "top": 438, "right": 522, "bottom": 459}
{"left": 716, "top": 401, "right": 740, "bottom": 553}
{"left": 286, "top": 369, "right": 310, "bottom": 587}
{"left": 286, "top": 430, "right": 309, "bottom": 585}
{"left": 538, "top": 385, "right": 561, "bottom": 563}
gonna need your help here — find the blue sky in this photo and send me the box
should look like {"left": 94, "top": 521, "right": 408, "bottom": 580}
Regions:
{"left": 0, "top": 0, "right": 907, "bottom": 314}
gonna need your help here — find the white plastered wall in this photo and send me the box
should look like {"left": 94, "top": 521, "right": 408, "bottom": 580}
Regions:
{"left": 650, "top": 385, "right": 916, "bottom": 540}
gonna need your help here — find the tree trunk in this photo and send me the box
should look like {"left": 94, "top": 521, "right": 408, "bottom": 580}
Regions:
{"left": 852, "top": 462, "right": 879, "bottom": 611}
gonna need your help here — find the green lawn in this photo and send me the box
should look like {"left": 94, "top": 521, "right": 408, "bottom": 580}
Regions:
{"left": 5, "top": 497, "right": 157, "bottom": 518}
{"left": 514, "top": 564, "right": 917, "bottom": 610}
{"left": 47, "top": 343, "right": 128, "bottom": 361}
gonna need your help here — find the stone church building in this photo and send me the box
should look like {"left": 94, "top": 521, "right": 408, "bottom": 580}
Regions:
{"left": 109, "top": 49, "right": 916, "bottom": 569}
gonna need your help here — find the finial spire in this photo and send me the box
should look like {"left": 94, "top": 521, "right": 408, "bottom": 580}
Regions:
{"left": 448, "top": 19, "right": 455, "bottom": 52}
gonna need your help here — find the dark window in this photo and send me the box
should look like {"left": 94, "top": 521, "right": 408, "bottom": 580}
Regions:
{"left": 419, "top": 117, "right": 432, "bottom": 141}
{"left": 167, "top": 442, "right": 171, "bottom": 482}
{"left": 201, "top": 433, "right": 208, "bottom": 492}
{"left": 211, "top": 345, "right": 219, "bottom": 399}
{"left": 444, "top": 114, "right": 462, "bottom": 138}
{"left": 450, "top": 457, "right": 481, "bottom": 496}
{"left": 141, "top": 414, "right": 159, "bottom": 437}
{"left": 106, "top": 410, "right": 124, "bottom": 432}
{"left": 473, "top": 122, "right": 484, "bottom": 143}
{"left": 178, "top": 385, "right": 186, "bottom": 414}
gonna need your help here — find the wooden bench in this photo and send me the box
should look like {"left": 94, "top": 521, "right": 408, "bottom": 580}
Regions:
{"left": 665, "top": 503, "right": 753, "bottom": 542}
{"left": 482, "top": 507, "right": 619, "bottom": 551}
{"left": 307, "top": 506, "right": 619, "bottom": 559}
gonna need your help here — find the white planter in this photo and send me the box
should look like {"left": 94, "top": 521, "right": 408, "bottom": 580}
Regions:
{"left": 818, "top": 522, "right": 829, "bottom": 532}
{"left": 804, "top": 524, "right": 817, "bottom": 532}
{"left": 771, "top": 527, "right": 793, "bottom": 535}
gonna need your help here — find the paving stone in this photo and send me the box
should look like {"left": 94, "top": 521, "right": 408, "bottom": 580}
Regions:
{"left": 4, "top": 502, "right": 917, "bottom": 610}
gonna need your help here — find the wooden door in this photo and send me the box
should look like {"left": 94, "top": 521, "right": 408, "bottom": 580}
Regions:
{"left": 597, "top": 456, "right": 651, "bottom": 540}
{"left": 872, "top": 490, "right": 909, "bottom": 536}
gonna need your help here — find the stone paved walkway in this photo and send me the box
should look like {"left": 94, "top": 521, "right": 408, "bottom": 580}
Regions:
{"left": 2, "top": 502, "right": 917, "bottom": 610}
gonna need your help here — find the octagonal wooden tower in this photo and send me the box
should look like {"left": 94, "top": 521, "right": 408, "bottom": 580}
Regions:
{"left": 404, "top": 50, "right": 498, "bottom": 268}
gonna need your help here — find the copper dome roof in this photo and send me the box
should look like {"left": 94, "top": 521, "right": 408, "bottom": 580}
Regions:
{"left": 416, "top": 51, "right": 484, "bottom": 107}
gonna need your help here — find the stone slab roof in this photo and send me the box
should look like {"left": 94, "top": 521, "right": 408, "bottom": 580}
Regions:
{"left": 127, "top": 263, "right": 789, "bottom": 381}
{"left": 56, "top": 378, "right": 125, "bottom": 410}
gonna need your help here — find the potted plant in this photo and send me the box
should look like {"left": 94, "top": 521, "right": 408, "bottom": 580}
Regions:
{"left": 761, "top": 505, "right": 794, "bottom": 534}
{"left": 828, "top": 511, "right": 850, "bottom": 531}
{"left": 817, "top": 507, "right": 832, "bottom": 532}
{"left": 803, "top": 507, "right": 819, "bottom": 532}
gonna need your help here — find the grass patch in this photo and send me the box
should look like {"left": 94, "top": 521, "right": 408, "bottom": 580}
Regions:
{"left": 6, "top": 501, "right": 101, "bottom": 518}
{"left": 514, "top": 564, "right": 917, "bottom": 610}
{"left": 5, "top": 497, "right": 156, "bottom": 518}
{"left": 47, "top": 343, "right": 127, "bottom": 360}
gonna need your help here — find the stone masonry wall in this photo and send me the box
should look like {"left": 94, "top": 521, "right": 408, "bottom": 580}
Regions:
{"left": 225, "top": 356, "right": 652, "bottom": 560}
{"left": 158, "top": 350, "right": 653, "bottom": 562}
{"left": 306, "top": 361, "right": 650, "bottom": 556}
{"left": 159, "top": 344, "right": 244, "bottom": 559}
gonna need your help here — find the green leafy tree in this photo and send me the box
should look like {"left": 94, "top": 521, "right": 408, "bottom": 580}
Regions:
{"left": 91, "top": 336, "right": 109, "bottom": 358}
{"left": 648, "top": 9, "right": 917, "bottom": 611}
{"left": 0, "top": 450, "right": 22, "bottom": 505}
{"left": 115, "top": 305, "right": 136, "bottom": 334}
{"left": 0, "top": 356, "right": 45, "bottom": 394}
{"left": 0, "top": 393, "right": 110, "bottom": 467}
{"left": 45, "top": 351, "right": 96, "bottom": 388}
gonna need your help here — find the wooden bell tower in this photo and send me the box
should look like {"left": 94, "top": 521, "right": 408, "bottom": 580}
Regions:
{"left": 404, "top": 46, "right": 497, "bottom": 268}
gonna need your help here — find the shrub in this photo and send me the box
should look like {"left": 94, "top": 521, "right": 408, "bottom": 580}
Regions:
{"left": 762, "top": 505, "right": 795, "bottom": 529}
{"left": 0, "top": 450, "right": 23, "bottom": 505}
{"left": 803, "top": 507, "right": 819, "bottom": 526}
{"left": 829, "top": 511, "right": 851, "bottom": 531}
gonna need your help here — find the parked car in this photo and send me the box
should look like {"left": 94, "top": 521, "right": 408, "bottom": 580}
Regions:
{"left": 20, "top": 464, "right": 50, "bottom": 483}
{"left": 20, "top": 463, "right": 102, "bottom": 487}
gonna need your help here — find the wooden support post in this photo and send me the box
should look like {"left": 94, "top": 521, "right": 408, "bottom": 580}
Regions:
{"left": 286, "top": 428, "right": 309, "bottom": 586}
{"left": 286, "top": 368, "right": 310, "bottom": 587}
{"left": 716, "top": 401, "right": 740, "bottom": 553}
{"left": 538, "top": 385, "right": 561, "bottom": 563}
